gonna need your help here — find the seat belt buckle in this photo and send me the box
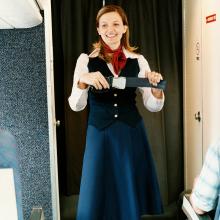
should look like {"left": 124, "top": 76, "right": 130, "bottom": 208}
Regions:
{"left": 112, "top": 77, "right": 126, "bottom": 89}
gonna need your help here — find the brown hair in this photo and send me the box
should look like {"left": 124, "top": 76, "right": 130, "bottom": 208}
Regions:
{"left": 92, "top": 5, "right": 137, "bottom": 60}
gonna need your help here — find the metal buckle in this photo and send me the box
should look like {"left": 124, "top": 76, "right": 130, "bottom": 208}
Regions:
{"left": 112, "top": 77, "right": 126, "bottom": 89}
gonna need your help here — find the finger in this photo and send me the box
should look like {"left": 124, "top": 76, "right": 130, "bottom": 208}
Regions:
{"left": 158, "top": 73, "right": 163, "bottom": 80}
{"left": 92, "top": 81, "right": 99, "bottom": 90}
{"left": 153, "top": 75, "right": 161, "bottom": 84}
{"left": 155, "top": 72, "right": 163, "bottom": 80}
{"left": 151, "top": 81, "right": 158, "bottom": 86}
{"left": 89, "top": 73, "right": 100, "bottom": 88}
{"left": 154, "top": 72, "right": 163, "bottom": 81}
{"left": 96, "top": 81, "right": 104, "bottom": 90}
{"left": 93, "top": 81, "right": 103, "bottom": 90}
{"left": 98, "top": 76, "right": 110, "bottom": 89}
{"left": 95, "top": 71, "right": 110, "bottom": 89}
{"left": 147, "top": 72, "right": 157, "bottom": 85}
{"left": 150, "top": 72, "right": 163, "bottom": 85}
{"left": 147, "top": 72, "right": 155, "bottom": 81}
{"left": 93, "top": 79, "right": 103, "bottom": 90}
{"left": 150, "top": 79, "right": 158, "bottom": 86}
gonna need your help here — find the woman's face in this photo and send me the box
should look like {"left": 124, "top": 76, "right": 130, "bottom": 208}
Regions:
{"left": 97, "top": 12, "right": 127, "bottom": 50}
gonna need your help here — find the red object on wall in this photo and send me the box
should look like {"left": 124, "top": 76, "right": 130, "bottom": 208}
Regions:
{"left": 206, "top": 14, "right": 216, "bottom": 23}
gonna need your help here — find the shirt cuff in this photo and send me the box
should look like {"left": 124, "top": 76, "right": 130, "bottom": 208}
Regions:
{"left": 148, "top": 91, "right": 164, "bottom": 109}
{"left": 191, "top": 191, "right": 216, "bottom": 212}
{"left": 68, "top": 85, "right": 89, "bottom": 111}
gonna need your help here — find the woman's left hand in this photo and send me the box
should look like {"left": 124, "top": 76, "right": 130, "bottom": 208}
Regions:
{"left": 145, "top": 71, "right": 164, "bottom": 99}
{"left": 145, "top": 71, "right": 163, "bottom": 86}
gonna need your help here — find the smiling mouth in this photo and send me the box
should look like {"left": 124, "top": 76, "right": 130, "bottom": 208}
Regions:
{"left": 106, "top": 34, "right": 117, "bottom": 38}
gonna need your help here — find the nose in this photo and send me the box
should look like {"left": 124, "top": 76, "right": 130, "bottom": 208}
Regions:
{"left": 107, "top": 25, "right": 115, "bottom": 32}
{"left": 107, "top": 26, "right": 115, "bottom": 34}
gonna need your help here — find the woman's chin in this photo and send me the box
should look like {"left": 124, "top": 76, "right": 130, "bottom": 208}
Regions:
{"left": 105, "top": 40, "right": 120, "bottom": 48}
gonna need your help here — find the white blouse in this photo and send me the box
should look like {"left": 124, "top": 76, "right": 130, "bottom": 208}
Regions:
{"left": 68, "top": 48, "right": 165, "bottom": 112}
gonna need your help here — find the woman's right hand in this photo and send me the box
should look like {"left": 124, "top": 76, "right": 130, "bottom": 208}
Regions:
{"left": 78, "top": 71, "right": 110, "bottom": 90}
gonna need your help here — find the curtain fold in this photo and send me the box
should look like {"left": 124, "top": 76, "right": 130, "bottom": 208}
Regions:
{"left": 52, "top": 0, "right": 183, "bottom": 206}
{"left": 52, "top": 0, "right": 103, "bottom": 195}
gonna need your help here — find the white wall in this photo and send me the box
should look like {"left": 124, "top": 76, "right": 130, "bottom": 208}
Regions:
{"left": 183, "top": 0, "right": 220, "bottom": 189}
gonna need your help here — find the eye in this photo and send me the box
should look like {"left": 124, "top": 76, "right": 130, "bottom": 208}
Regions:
{"left": 101, "top": 24, "right": 107, "bottom": 28}
{"left": 114, "top": 23, "right": 120, "bottom": 26}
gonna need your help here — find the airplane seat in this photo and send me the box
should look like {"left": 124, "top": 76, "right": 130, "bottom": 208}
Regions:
{"left": 181, "top": 190, "right": 216, "bottom": 220}
{"left": 0, "top": 129, "right": 23, "bottom": 220}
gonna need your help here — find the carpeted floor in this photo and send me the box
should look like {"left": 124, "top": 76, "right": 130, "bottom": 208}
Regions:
{"left": 59, "top": 194, "right": 186, "bottom": 220}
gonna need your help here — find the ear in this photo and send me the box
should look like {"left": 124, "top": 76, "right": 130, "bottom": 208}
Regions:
{"left": 97, "top": 27, "right": 101, "bottom": 35}
{"left": 123, "top": 25, "right": 128, "bottom": 33}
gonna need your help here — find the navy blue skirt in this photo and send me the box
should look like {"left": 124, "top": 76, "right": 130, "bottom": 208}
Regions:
{"left": 76, "top": 120, "right": 163, "bottom": 220}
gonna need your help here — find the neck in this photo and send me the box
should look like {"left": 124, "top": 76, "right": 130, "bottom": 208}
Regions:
{"left": 108, "top": 43, "right": 120, "bottom": 50}
{"left": 101, "top": 39, "right": 121, "bottom": 51}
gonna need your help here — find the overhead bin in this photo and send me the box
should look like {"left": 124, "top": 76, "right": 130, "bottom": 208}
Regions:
{"left": 0, "top": 0, "right": 42, "bottom": 29}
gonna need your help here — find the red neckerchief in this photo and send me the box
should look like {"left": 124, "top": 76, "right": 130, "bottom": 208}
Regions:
{"left": 102, "top": 42, "right": 127, "bottom": 75}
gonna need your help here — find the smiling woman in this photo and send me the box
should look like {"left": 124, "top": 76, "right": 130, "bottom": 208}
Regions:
{"left": 68, "top": 4, "right": 165, "bottom": 220}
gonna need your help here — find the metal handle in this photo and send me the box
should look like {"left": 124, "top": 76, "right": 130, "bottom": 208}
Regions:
{"left": 195, "top": 111, "right": 201, "bottom": 122}
{"left": 56, "top": 120, "right": 61, "bottom": 127}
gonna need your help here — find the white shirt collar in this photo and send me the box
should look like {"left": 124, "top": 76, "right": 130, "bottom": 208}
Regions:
{"left": 122, "top": 47, "right": 139, "bottom": 59}
{"left": 89, "top": 47, "right": 139, "bottom": 59}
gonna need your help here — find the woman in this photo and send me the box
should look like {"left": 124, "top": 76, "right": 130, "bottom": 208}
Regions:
{"left": 69, "top": 4, "right": 164, "bottom": 220}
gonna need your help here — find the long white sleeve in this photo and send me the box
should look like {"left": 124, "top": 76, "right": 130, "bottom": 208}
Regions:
{"left": 68, "top": 53, "right": 90, "bottom": 111}
{"left": 69, "top": 51, "right": 164, "bottom": 112}
{"left": 137, "top": 55, "right": 164, "bottom": 112}
{"left": 190, "top": 138, "right": 220, "bottom": 212}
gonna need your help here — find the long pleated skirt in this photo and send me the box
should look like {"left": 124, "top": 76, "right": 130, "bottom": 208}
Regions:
{"left": 76, "top": 120, "right": 163, "bottom": 220}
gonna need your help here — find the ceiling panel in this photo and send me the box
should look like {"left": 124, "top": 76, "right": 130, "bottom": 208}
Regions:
{"left": 0, "top": 0, "right": 42, "bottom": 29}
{"left": 0, "top": 17, "right": 14, "bottom": 29}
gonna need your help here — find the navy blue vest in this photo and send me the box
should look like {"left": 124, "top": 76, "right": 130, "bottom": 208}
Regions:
{"left": 87, "top": 57, "right": 142, "bottom": 130}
